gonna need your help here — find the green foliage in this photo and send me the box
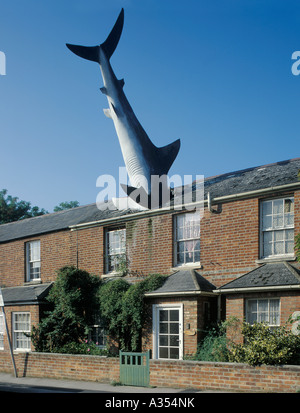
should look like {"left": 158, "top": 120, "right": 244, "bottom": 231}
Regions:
{"left": 193, "top": 327, "right": 229, "bottom": 362}
{"left": 98, "top": 278, "right": 130, "bottom": 350}
{"left": 32, "top": 268, "right": 166, "bottom": 354}
{"left": 190, "top": 317, "right": 239, "bottom": 362}
{"left": 53, "top": 201, "right": 80, "bottom": 212}
{"left": 228, "top": 321, "right": 300, "bottom": 366}
{"left": 31, "top": 266, "right": 102, "bottom": 352}
{"left": 0, "top": 189, "right": 48, "bottom": 224}
{"left": 99, "top": 274, "right": 166, "bottom": 352}
{"left": 54, "top": 339, "right": 108, "bottom": 356}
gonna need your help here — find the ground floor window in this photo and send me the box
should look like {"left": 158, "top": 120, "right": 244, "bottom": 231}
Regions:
{"left": 246, "top": 298, "right": 280, "bottom": 327}
{"left": 88, "top": 315, "right": 106, "bottom": 347}
{"left": 12, "top": 312, "right": 31, "bottom": 351}
{"left": 0, "top": 311, "right": 4, "bottom": 350}
{"left": 152, "top": 304, "right": 183, "bottom": 360}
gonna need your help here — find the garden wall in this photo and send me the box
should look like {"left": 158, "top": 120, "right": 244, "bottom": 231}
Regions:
{"left": 0, "top": 352, "right": 299, "bottom": 392}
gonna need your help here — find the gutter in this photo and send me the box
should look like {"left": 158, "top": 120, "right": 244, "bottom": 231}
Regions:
{"left": 144, "top": 290, "right": 216, "bottom": 297}
{"left": 214, "top": 284, "right": 300, "bottom": 294}
{"left": 69, "top": 181, "right": 300, "bottom": 230}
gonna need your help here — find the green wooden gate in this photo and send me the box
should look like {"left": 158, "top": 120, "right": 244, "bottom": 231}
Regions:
{"left": 119, "top": 350, "right": 150, "bottom": 387}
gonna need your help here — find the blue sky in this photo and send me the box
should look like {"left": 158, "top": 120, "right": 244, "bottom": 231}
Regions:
{"left": 0, "top": 0, "right": 300, "bottom": 211}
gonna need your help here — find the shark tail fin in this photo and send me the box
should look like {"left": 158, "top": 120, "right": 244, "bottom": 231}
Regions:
{"left": 66, "top": 8, "right": 124, "bottom": 63}
{"left": 157, "top": 139, "right": 181, "bottom": 175}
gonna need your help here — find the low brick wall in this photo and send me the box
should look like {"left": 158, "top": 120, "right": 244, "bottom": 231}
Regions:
{"left": 0, "top": 352, "right": 120, "bottom": 384}
{"left": 0, "top": 352, "right": 299, "bottom": 392}
{"left": 150, "top": 359, "right": 300, "bottom": 393}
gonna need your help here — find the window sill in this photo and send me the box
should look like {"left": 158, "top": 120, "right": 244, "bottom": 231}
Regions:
{"left": 23, "top": 279, "right": 42, "bottom": 286}
{"left": 172, "top": 263, "right": 202, "bottom": 271}
{"left": 101, "top": 272, "right": 123, "bottom": 279}
{"left": 256, "top": 255, "right": 296, "bottom": 264}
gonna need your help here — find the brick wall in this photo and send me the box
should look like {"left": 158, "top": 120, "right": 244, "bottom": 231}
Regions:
{"left": 1, "top": 189, "right": 299, "bottom": 287}
{"left": 0, "top": 230, "right": 74, "bottom": 287}
{"left": 226, "top": 291, "right": 300, "bottom": 331}
{"left": 126, "top": 214, "right": 173, "bottom": 276}
{"left": 0, "top": 352, "right": 299, "bottom": 392}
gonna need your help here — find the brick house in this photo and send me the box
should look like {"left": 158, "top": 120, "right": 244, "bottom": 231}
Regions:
{"left": 0, "top": 158, "right": 300, "bottom": 360}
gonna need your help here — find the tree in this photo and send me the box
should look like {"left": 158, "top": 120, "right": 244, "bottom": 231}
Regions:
{"left": 53, "top": 201, "right": 80, "bottom": 212}
{"left": 0, "top": 189, "right": 48, "bottom": 224}
{"left": 31, "top": 266, "right": 102, "bottom": 352}
{"left": 99, "top": 274, "right": 166, "bottom": 352}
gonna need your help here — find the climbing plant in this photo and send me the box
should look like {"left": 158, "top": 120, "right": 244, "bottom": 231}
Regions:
{"left": 31, "top": 266, "right": 102, "bottom": 353}
{"left": 31, "top": 266, "right": 166, "bottom": 354}
{"left": 99, "top": 274, "right": 166, "bottom": 352}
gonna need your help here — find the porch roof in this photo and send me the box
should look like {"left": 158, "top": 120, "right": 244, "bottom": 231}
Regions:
{"left": 145, "top": 269, "right": 216, "bottom": 297}
{"left": 1, "top": 282, "right": 53, "bottom": 306}
{"left": 217, "top": 262, "right": 300, "bottom": 293}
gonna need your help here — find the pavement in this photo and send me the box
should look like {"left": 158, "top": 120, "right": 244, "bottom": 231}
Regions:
{"left": 0, "top": 372, "right": 231, "bottom": 393}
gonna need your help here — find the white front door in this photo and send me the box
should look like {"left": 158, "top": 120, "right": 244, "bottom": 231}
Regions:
{"left": 153, "top": 304, "right": 183, "bottom": 360}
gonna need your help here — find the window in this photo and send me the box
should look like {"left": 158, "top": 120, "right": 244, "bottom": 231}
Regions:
{"left": 260, "top": 197, "right": 294, "bottom": 258}
{"left": 26, "top": 240, "right": 41, "bottom": 281}
{"left": 174, "top": 212, "right": 200, "bottom": 266}
{"left": 88, "top": 315, "right": 106, "bottom": 348}
{"left": 0, "top": 311, "right": 4, "bottom": 350}
{"left": 246, "top": 298, "right": 280, "bottom": 327}
{"left": 105, "top": 228, "right": 126, "bottom": 273}
{"left": 12, "top": 312, "right": 31, "bottom": 351}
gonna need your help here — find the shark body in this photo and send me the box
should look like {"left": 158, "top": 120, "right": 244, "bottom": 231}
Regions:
{"left": 66, "top": 9, "right": 180, "bottom": 206}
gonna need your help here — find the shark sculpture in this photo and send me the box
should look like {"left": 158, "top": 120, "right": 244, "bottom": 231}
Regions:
{"left": 66, "top": 8, "right": 180, "bottom": 209}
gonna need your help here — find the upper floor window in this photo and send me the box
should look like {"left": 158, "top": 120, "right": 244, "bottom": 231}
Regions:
{"left": 260, "top": 197, "right": 294, "bottom": 259}
{"left": 26, "top": 240, "right": 41, "bottom": 281}
{"left": 174, "top": 212, "right": 200, "bottom": 266}
{"left": 246, "top": 298, "right": 280, "bottom": 327}
{"left": 105, "top": 228, "right": 126, "bottom": 273}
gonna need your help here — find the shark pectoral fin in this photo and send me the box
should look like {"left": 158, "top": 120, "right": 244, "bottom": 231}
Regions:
{"left": 111, "top": 103, "right": 121, "bottom": 117}
{"left": 103, "top": 108, "right": 112, "bottom": 118}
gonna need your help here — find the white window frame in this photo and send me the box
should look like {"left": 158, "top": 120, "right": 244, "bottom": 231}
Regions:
{"left": 260, "top": 197, "right": 294, "bottom": 259}
{"left": 246, "top": 298, "right": 280, "bottom": 327}
{"left": 174, "top": 211, "right": 200, "bottom": 267}
{"left": 12, "top": 312, "right": 31, "bottom": 351}
{"left": 152, "top": 304, "right": 183, "bottom": 360}
{"left": 26, "top": 240, "right": 41, "bottom": 281}
{"left": 105, "top": 228, "right": 126, "bottom": 273}
{"left": 0, "top": 310, "right": 4, "bottom": 350}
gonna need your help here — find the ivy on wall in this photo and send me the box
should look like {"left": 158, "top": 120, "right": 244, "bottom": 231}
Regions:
{"left": 31, "top": 266, "right": 166, "bottom": 354}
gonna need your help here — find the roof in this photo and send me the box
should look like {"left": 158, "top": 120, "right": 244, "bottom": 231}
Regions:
{"left": 145, "top": 269, "right": 216, "bottom": 296}
{"left": 218, "top": 262, "right": 300, "bottom": 292}
{"left": 0, "top": 200, "right": 136, "bottom": 243}
{"left": 1, "top": 283, "right": 53, "bottom": 305}
{"left": 0, "top": 158, "right": 299, "bottom": 243}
